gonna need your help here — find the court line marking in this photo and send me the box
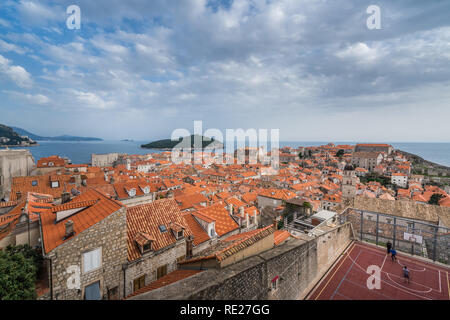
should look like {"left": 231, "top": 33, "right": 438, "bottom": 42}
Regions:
{"left": 355, "top": 242, "right": 449, "bottom": 272}
{"left": 397, "top": 259, "right": 426, "bottom": 272}
{"left": 345, "top": 253, "right": 433, "bottom": 300}
{"left": 352, "top": 252, "right": 439, "bottom": 293}
{"left": 330, "top": 250, "right": 362, "bottom": 300}
{"left": 334, "top": 291, "right": 353, "bottom": 300}
{"left": 357, "top": 247, "right": 442, "bottom": 292}
{"left": 355, "top": 244, "right": 444, "bottom": 292}
{"left": 380, "top": 253, "right": 387, "bottom": 272}
{"left": 386, "top": 273, "right": 432, "bottom": 294}
{"left": 343, "top": 278, "right": 394, "bottom": 300}
{"left": 447, "top": 272, "right": 450, "bottom": 300}
{"left": 314, "top": 242, "right": 356, "bottom": 300}
{"left": 438, "top": 270, "right": 441, "bottom": 293}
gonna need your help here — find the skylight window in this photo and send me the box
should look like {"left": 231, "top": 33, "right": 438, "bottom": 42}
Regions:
{"left": 31, "top": 180, "right": 38, "bottom": 186}
{"left": 159, "top": 225, "right": 167, "bottom": 233}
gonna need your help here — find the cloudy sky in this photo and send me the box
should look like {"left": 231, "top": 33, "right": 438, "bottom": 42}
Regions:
{"left": 0, "top": 0, "right": 449, "bottom": 142}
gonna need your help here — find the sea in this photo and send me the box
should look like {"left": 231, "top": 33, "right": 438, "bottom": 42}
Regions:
{"left": 5, "top": 140, "right": 450, "bottom": 167}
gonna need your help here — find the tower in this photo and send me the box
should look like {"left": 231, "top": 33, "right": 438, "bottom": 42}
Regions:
{"left": 342, "top": 164, "right": 357, "bottom": 199}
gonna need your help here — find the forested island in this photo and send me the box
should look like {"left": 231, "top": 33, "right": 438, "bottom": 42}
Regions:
{"left": 141, "top": 134, "right": 223, "bottom": 149}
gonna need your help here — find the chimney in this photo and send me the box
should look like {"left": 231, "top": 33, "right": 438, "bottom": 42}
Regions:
{"left": 186, "top": 235, "right": 194, "bottom": 260}
{"left": 61, "top": 192, "right": 71, "bottom": 204}
{"left": 74, "top": 175, "right": 82, "bottom": 187}
{"left": 273, "top": 218, "right": 278, "bottom": 231}
{"left": 64, "top": 220, "right": 74, "bottom": 239}
{"left": 227, "top": 203, "right": 233, "bottom": 215}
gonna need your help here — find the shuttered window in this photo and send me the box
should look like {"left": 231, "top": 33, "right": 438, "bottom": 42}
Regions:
{"left": 133, "top": 275, "right": 145, "bottom": 292}
{"left": 83, "top": 247, "right": 102, "bottom": 273}
{"left": 157, "top": 265, "right": 167, "bottom": 279}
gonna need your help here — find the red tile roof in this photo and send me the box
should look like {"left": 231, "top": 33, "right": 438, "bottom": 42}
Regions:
{"left": 40, "top": 188, "right": 123, "bottom": 254}
{"left": 182, "top": 212, "right": 210, "bottom": 246}
{"left": 126, "top": 198, "right": 192, "bottom": 261}
{"left": 195, "top": 203, "right": 239, "bottom": 237}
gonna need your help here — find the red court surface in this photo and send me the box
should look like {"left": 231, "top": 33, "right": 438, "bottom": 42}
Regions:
{"left": 308, "top": 241, "right": 450, "bottom": 300}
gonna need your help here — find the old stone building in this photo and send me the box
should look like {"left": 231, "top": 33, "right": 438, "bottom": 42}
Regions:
{"left": 355, "top": 143, "right": 393, "bottom": 155}
{"left": 112, "top": 180, "right": 156, "bottom": 207}
{"left": 351, "top": 151, "right": 383, "bottom": 171}
{"left": 124, "top": 198, "right": 193, "bottom": 297}
{"left": 40, "top": 188, "right": 128, "bottom": 300}
{"left": 341, "top": 164, "right": 357, "bottom": 198}
{"left": 0, "top": 192, "right": 53, "bottom": 249}
{"left": 0, "top": 149, "right": 35, "bottom": 200}
{"left": 91, "top": 153, "right": 119, "bottom": 167}
{"left": 129, "top": 222, "right": 353, "bottom": 300}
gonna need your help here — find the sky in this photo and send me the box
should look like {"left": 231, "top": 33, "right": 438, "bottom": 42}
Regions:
{"left": 0, "top": 0, "right": 449, "bottom": 142}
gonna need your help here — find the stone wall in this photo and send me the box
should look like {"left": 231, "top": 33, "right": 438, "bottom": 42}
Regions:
{"left": 124, "top": 240, "right": 186, "bottom": 297}
{"left": 0, "top": 149, "right": 35, "bottom": 200}
{"left": 257, "top": 195, "right": 283, "bottom": 210}
{"left": 0, "top": 220, "right": 40, "bottom": 249}
{"left": 130, "top": 223, "right": 353, "bottom": 300}
{"left": 45, "top": 207, "right": 127, "bottom": 300}
{"left": 91, "top": 153, "right": 119, "bottom": 167}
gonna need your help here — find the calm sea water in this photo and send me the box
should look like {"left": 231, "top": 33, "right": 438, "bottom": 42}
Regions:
{"left": 7, "top": 140, "right": 450, "bottom": 167}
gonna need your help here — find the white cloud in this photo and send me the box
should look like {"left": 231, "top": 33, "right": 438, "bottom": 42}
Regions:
{"left": 336, "top": 42, "right": 383, "bottom": 65}
{"left": 0, "top": 39, "right": 27, "bottom": 54}
{"left": 1, "top": 0, "right": 450, "bottom": 141}
{"left": 26, "top": 93, "right": 50, "bottom": 104}
{"left": 17, "top": 1, "right": 62, "bottom": 26}
{"left": 0, "top": 54, "right": 32, "bottom": 88}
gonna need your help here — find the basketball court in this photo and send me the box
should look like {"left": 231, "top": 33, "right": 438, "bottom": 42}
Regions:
{"left": 307, "top": 241, "right": 450, "bottom": 300}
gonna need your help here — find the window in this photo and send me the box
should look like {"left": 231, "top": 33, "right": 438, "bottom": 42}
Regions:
{"left": 84, "top": 281, "right": 101, "bottom": 300}
{"left": 31, "top": 180, "right": 38, "bottom": 186}
{"left": 159, "top": 225, "right": 167, "bottom": 233}
{"left": 177, "top": 230, "right": 184, "bottom": 239}
{"left": 133, "top": 275, "right": 145, "bottom": 292}
{"left": 83, "top": 247, "right": 102, "bottom": 273}
{"left": 142, "top": 243, "right": 151, "bottom": 252}
{"left": 157, "top": 265, "right": 167, "bottom": 280}
{"left": 108, "top": 286, "right": 119, "bottom": 300}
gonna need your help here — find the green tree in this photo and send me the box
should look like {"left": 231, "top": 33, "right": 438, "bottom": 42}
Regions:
{"left": 0, "top": 245, "right": 38, "bottom": 300}
{"left": 335, "top": 149, "right": 345, "bottom": 158}
{"left": 428, "top": 193, "right": 445, "bottom": 206}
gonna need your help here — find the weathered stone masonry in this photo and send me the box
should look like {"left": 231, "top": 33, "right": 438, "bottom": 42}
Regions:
{"left": 130, "top": 223, "right": 353, "bottom": 300}
{"left": 44, "top": 207, "right": 127, "bottom": 300}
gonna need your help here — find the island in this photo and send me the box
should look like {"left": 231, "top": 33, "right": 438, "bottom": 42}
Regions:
{"left": 141, "top": 134, "right": 224, "bottom": 149}
{"left": 11, "top": 126, "right": 103, "bottom": 142}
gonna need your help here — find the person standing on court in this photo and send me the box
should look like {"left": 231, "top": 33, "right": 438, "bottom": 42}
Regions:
{"left": 391, "top": 248, "right": 397, "bottom": 261}
{"left": 403, "top": 266, "right": 410, "bottom": 284}
{"left": 386, "top": 241, "right": 392, "bottom": 254}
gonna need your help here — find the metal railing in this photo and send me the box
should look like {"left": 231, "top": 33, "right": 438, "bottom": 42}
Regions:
{"left": 339, "top": 207, "right": 450, "bottom": 265}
